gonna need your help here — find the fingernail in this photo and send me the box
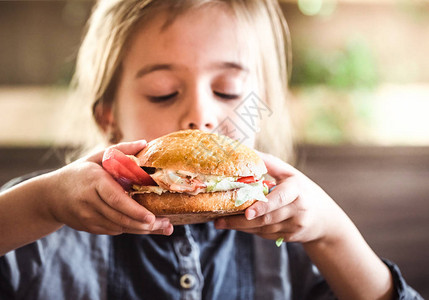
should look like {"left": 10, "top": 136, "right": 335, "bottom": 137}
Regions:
{"left": 144, "top": 214, "right": 155, "bottom": 224}
{"left": 135, "top": 140, "right": 146, "bottom": 148}
{"left": 163, "top": 224, "right": 173, "bottom": 235}
{"left": 162, "top": 219, "right": 170, "bottom": 228}
{"left": 246, "top": 209, "right": 256, "bottom": 220}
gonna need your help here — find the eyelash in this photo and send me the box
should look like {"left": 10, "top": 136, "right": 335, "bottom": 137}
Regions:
{"left": 147, "top": 91, "right": 240, "bottom": 102}
{"left": 147, "top": 92, "right": 178, "bottom": 103}
{"left": 213, "top": 91, "right": 240, "bottom": 100}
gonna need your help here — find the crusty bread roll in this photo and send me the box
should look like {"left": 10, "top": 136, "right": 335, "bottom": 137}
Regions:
{"left": 137, "top": 129, "right": 267, "bottom": 178}
{"left": 133, "top": 191, "right": 255, "bottom": 225}
{"left": 132, "top": 129, "right": 267, "bottom": 225}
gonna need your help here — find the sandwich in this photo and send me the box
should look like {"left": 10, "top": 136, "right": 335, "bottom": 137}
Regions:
{"left": 103, "top": 129, "right": 274, "bottom": 225}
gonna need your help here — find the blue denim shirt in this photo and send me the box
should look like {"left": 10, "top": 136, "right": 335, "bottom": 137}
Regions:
{"left": 0, "top": 224, "right": 423, "bottom": 300}
{"left": 0, "top": 176, "right": 423, "bottom": 300}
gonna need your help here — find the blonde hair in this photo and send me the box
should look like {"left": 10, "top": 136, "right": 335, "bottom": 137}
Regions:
{"left": 69, "top": 0, "right": 294, "bottom": 162}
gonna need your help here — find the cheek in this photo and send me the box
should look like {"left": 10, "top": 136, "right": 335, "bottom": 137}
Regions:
{"left": 215, "top": 101, "right": 257, "bottom": 148}
{"left": 227, "top": 83, "right": 261, "bottom": 148}
{"left": 114, "top": 97, "right": 178, "bottom": 142}
{"left": 231, "top": 107, "right": 258, "bottom": 147}
{"left": 114, "top": 101, "right": 145, "bottom": 141}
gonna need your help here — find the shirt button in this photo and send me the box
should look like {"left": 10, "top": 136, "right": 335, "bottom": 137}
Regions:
{"left": 180, "top": 273, "right": 196, "bottom": 289}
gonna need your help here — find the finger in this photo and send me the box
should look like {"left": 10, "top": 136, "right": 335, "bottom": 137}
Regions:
{"left": 83, "top": 224, "right": 123, "bottom": 235}
{"left": 246, "top": 231, "right": 302, "bottom": 243}
{"left": 237, "top": 215, "right": 303, "bottom": 235}
{"left": 124, "top": 223, "right": 174, "bottom": 236}
{"left": 111, "top": 140, "right": 147, "bottom": 154}
{"left": 95, "top": 176, "right": 156, "bottom": 224}
{"left": 255, "top": 150, "right": 298, "bottom": 180}
{"left": 77, "top": 210, "right": 125, "bottom": 235}
{"left": 235, "top": 223, "right": 285, "bottom": 235}
{"left": 245, "top": 176, "right": 300, "bottom": 220}
{"left": 81, "top": 206, "right": 173, "bottom": 236}
{"left": 86, "top": 140, "right": 148, "bottom": 163}
{"left": 83, "top": 216, "right": 173, "bottom": 236}
{"left": 94, "top": 199, "right": 171, "bottom": 232}
{"left": 231, "top": 219, "right": 303, "bottom": 242}
{"left": 215, "top": 205, "right": 294, "bottom": 230}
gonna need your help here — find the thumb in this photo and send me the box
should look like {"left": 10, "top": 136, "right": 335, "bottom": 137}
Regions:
{"left": 110, "top": 140, "right": 148, "bottom": 155}
{"left": 86, "top": 140, "right": 147, "bottom": 163}
{"left": 256, "top": 150, "right": 298, "bottom": 181}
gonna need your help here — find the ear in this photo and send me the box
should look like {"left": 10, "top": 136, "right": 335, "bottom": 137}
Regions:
{"left": 93, "top": 101, "right": 123, "bottom": 144}
{"left": 93, "top": 101, "right": 114, "bottom": 133}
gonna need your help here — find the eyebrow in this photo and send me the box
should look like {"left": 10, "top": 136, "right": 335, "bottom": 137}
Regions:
{"left": 135, "top": 64, "right": 173, "bottom": 79}
{"left": 135, "top": 61, "right": 249, "bottom": 79}
{"left": 213, "top": 62, "right": 249, "bottom": 73}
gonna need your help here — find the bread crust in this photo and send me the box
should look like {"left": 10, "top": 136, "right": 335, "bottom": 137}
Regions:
{"left": 137, "top": 129, "right": 267, "bottom": 178}
{"left": 133, "top": 130, "right": 265, "bottom": 225}
{"left": 133, "top": 190, "right": 255, "bottom": 225}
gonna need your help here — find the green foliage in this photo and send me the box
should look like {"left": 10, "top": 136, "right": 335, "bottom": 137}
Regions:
{"left": 290, "top": 38, "right": 380, "bottom": 144}
{"left": 291, "top": 38, "right": 379, "bottom": 90}
{"left": 293, "top": 87, "right": 376, "bottom": 145}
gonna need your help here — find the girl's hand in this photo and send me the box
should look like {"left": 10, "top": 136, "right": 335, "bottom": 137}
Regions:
{"left": 214, "top": 151, "right": 395, "bottom": 300}
{"left": 214, "top": 151, "right": 348, "bottom": 245}
{"left": 45, "top": 141, "right": 173, "bottom": 236}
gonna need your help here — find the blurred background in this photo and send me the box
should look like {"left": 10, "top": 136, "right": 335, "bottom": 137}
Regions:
{"left": 0, "top": 0, "right": 428, "bottom": 297}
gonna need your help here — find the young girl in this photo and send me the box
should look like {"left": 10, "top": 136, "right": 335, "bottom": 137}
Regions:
{"left": 0, "top": 1, "right": 421, "bottom": 299}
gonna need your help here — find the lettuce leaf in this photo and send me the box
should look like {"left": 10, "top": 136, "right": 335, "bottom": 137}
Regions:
{"left": 235, "top": 181, "right": 268, "bottom": 206}
{"left": 206, "top": 177, "right": 246, "bottom": 192}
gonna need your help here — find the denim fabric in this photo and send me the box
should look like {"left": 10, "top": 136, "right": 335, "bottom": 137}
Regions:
{"left": 106, "top": 223, "right": 253, "bottom": 300}
{"left": 384, "top": 258, "right": 424, "bottom": 300}
{"left": 1, "top": 225, "right": 424, "bottom": 300}
{"left": 0, "top": 226, "right": 109, "bottom": 300}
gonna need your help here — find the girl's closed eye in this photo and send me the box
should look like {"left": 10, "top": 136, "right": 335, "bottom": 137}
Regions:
{"left": 147, "top": 91, "right": 178, "bottom": 103}
{"left": 212, "top": 74, "right": 245, "bottom": 101}
{"left": 213, "top": 91, "right": 240, "bottom": 100}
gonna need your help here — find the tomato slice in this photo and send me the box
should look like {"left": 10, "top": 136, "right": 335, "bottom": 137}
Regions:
{"left": 237, "top": 176, "right": 256, "bottom": 184}
{"left": 263, "top": 180, "right": 276, "bottom": 190}
{"left": 102, "top": 148, "right": 156, "bottom": 189}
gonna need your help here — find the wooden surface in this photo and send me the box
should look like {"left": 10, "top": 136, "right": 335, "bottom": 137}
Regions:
{"left": 1, "top": 145, "right": 428, "bottom": 298}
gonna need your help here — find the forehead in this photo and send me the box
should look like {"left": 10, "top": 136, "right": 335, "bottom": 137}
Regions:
{"left": 123, "top": 4, "right": 257, "bottom": 72}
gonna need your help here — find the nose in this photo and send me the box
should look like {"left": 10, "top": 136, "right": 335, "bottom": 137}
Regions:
{"left": 179, "top": 90, "right": 218, "bottom": 131}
